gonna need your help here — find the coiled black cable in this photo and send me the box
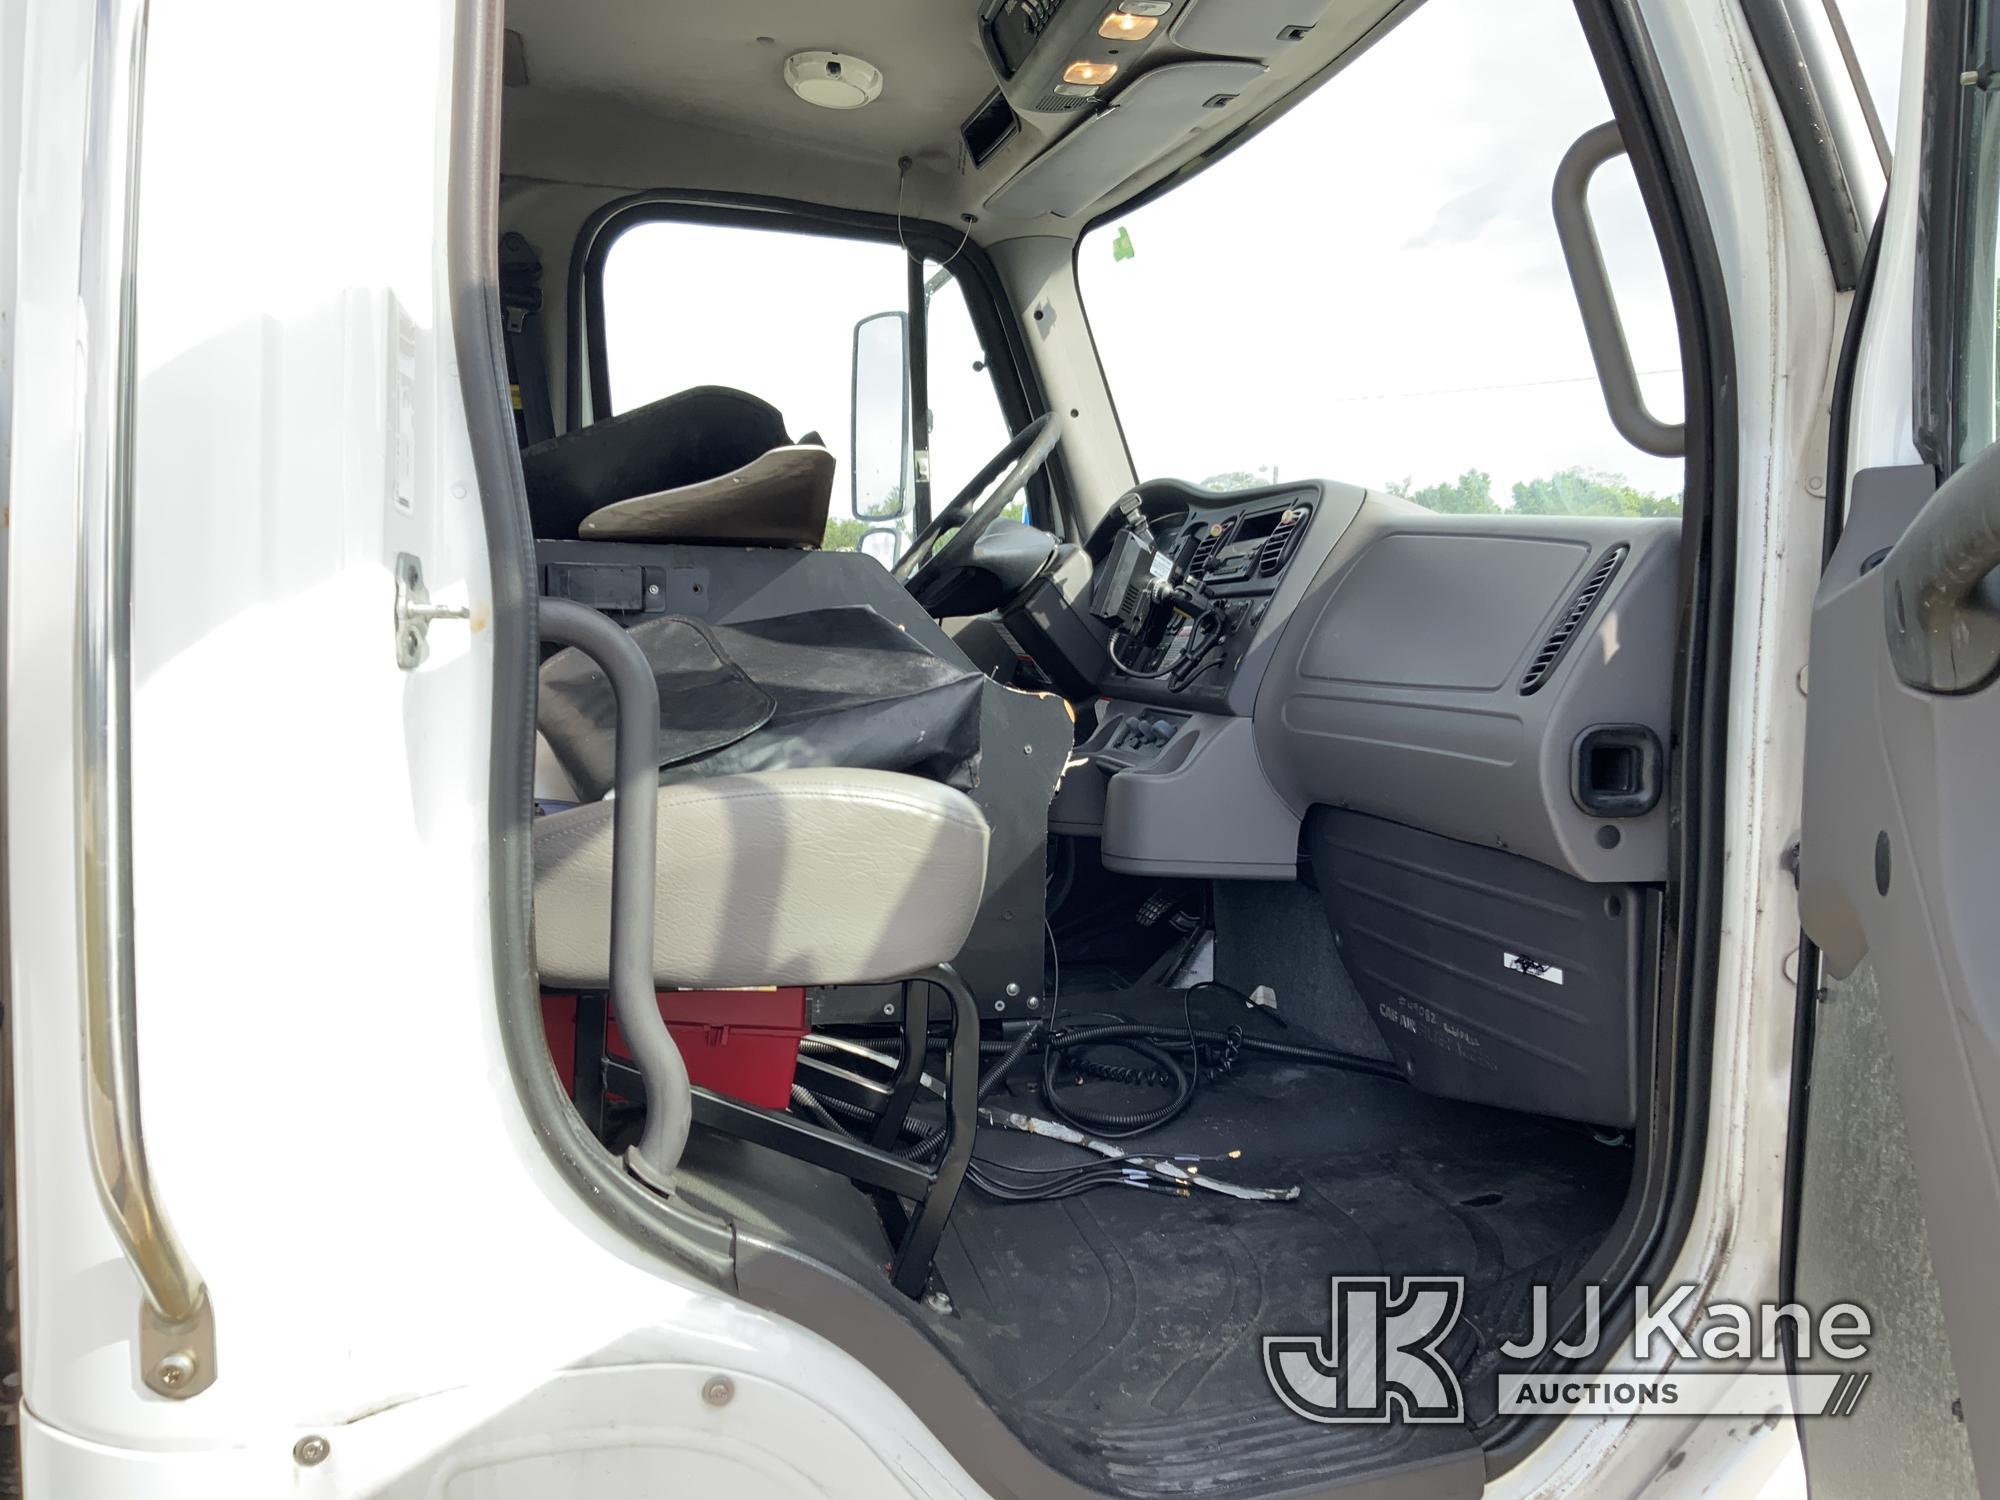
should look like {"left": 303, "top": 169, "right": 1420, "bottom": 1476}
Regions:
{"left": 1040, "top": 1023, "right": 1200, "bottom": 1137}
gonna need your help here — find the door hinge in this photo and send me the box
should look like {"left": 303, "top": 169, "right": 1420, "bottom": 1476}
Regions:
{"left": 394, "top": 552, "right": 470, "bottom": 669}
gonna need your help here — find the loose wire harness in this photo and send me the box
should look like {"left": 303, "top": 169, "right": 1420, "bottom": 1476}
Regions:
{"left": 791, "top": 975, "right": 1400, "bottom": 1206}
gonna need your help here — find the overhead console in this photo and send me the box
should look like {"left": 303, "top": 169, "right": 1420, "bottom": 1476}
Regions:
{"left": 975, "top": 0, "right": 1351, "bottom": 218}
{"left": 1170, "top": 0, "right": 1335, "bottom": 54}
{"left": 979, "top": 0, "right": 1318, "bottom": 118}
{"left": 983, "top": 60, "right": 1265, "bottom": 218}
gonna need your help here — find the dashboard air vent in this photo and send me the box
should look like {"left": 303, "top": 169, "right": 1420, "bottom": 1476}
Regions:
{"left": 1256, "top": 506, "right": 1311, "bottom": 577}
{"left": 1187, "top": 518, "right": 1236, "bottom": 581}
{"left": 1519, "top": 544, "right": 1628, "bottom": 695}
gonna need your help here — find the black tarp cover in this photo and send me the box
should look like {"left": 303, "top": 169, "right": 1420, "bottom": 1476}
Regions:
{"left": 539, "top": 605, "right": 984, "bottom": 801}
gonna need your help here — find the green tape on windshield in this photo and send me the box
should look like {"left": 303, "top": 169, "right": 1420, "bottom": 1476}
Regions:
{"left": 1112, "top": 226, "right": 1135, "bottom": 262}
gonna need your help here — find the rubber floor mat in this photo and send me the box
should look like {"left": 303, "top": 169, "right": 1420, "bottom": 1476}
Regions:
{"left": 924, "top": 1030, "right": 1630, "bottom": 1496}
{"left": 677, "top": 988, "right": 1630, "bottom": 1500}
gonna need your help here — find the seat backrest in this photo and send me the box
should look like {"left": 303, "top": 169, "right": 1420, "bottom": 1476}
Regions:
{"left": 522, "top": 385, "right": 829, "bottom": 546}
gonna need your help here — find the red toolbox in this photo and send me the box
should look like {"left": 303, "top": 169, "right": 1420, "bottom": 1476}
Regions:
{"left": 542, "top": 988, "right": 808, "bottom": 1111}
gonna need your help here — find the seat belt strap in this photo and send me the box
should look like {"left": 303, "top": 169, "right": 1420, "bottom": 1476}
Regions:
{"left": 499, "top": 231, "right": 556, "bottom": 446}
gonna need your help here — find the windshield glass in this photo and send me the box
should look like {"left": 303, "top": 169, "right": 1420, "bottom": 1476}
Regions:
{"left": 1078, "top": 0, "right": 1685, "bottom": 512}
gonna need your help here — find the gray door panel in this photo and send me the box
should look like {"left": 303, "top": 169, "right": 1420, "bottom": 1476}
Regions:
{"left": 1793, "top": 958, "right": 1978, "bottom": 1498}
{"left": 1799, "top": 460, "right": 2000, "bottom": 1493}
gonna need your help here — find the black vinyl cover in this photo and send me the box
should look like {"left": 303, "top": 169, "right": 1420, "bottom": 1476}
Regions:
{"left": 521, "top": 385, "right": 797, "bottom": 540}
{"left": 1307, "top": 808, "right": 1643, "bottom": 1128}
{"left": 539, "top": 605, "right": 984, "bottom": 801}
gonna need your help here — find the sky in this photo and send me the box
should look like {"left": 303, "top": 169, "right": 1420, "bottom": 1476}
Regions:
{"left": 607, "top": 0, "right": 1912, "bottom": 516}
{"left": 1080, "top": 0, "right": 1910, "bottom": 504}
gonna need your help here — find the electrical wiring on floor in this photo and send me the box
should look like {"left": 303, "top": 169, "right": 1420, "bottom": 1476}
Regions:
{"left": 787, "top": 926, "right": 1402, "bottom": 1205}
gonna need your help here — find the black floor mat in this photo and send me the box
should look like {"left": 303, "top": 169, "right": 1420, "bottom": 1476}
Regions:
{"left": 680, "top": 988, "right": 1630, "bottom": 1500}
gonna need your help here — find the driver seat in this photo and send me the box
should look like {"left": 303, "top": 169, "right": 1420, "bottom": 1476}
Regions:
{"left": 527, "top": 391, "right": 1075, "bottom": 1085}
{"left": 522, "top": 385, "right": 835, "bottom": 546}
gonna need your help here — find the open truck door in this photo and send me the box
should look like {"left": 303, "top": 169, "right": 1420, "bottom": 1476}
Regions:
{"left": 1797, "top": 2, "right": 2000, "bottom": 1494}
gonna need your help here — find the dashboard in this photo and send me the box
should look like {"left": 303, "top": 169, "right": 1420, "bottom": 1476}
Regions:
{"left": 1011, "top": 476, "right": 1362, "bottom": 716}
{"left": 1005, "top": 473, "right": 1683, "bottom": 889}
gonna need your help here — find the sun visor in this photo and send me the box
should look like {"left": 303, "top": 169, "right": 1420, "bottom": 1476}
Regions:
{"left": 983, "top": 60, "right": 1266, "bottom": 219}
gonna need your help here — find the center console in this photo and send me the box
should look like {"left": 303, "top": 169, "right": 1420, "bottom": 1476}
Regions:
{"left": 1016, "top": 478, "right": 1366, "bottom": 715}
{"left": 1055, "top": 704, "right": 1302, "bottom": 879}
{"left": 1018, "top": 477, "right": 1368, "bottom": 880}
{"left": 1016, "top": 478, "right": 1376, "bottom": 880}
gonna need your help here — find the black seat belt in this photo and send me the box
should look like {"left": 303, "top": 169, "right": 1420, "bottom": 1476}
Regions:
{"left": 499, "top": 231, "right": 556, "bottom": 447}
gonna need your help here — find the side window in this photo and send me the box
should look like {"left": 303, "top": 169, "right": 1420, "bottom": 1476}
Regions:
{"left": 597, "top": 220, "right": 1011, "bottom": 553}
{"left": 1077, "top": 0, "right": 1685, "bottom": 519}
{"left": 1830, "top": 0, "right": 1907, "bottom": 147}
{"left": 1952, "top": 5, "right": 2000, "bottom": 468}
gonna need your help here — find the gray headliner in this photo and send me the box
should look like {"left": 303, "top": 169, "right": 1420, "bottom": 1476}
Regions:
{"left": 499, "top": 0, "right": 1413, "bottom": 239}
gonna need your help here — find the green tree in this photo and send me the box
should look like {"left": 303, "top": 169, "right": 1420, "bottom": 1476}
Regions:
{"left": 858, "top": 481, "right": 905, "bottom": 522}
{"left": 1202, "top": 466, "right": 1280, "bottom": 492}
{"left": 1510, "top": 468, "right": 1682, "bottom": 517}
{"left": 1386, "top": 469, "right": 1500, "bottom": 514}
{"left": 822, "top": 515, "right": 870, "bottom": 551}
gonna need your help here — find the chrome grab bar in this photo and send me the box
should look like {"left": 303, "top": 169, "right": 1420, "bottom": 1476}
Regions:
{"left": 74, "top": 0, "right": 216, "bottom": 1399}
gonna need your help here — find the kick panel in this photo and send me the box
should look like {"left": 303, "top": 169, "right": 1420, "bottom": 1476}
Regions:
{"left": 1306, "top": 808, "right": 1647, "bottom": 1128}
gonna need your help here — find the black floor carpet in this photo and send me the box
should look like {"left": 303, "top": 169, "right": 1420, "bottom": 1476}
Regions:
{"left": 679, "top": 987, "right": 1631, "bottom": 1500}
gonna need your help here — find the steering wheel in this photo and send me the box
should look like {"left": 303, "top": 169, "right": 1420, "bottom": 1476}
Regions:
{"left": 893, "top": 412, "right": 1063, "bottom": 614}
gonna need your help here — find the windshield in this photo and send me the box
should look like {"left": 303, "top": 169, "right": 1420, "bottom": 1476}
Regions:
{"left": 1078, "top": 0, "right": 1685, "bottom": 512}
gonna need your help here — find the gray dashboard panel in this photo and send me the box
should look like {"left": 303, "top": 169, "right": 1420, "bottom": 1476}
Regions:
{"left": 1297, "top": 533, "right": 1592, "bottom": 689}
{"left": 1254, "top": 498, "right": 1680, "bottom": 884}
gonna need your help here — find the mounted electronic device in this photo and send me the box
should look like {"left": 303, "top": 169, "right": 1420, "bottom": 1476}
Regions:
{"left": 1088, "top": 492, "right": 1232, "bottom": 691}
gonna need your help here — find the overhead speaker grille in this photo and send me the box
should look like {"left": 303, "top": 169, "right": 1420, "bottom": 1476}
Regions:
{"left": 1029, "top": 87, "right": 1096, "bottom": 112}
{"left": 1520, "top": 544, "right": 1627, "bottom": 695}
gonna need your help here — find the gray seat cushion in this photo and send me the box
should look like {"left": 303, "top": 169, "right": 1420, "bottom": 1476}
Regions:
{"left": 534, "top": 768, "right": 991, "bottom": 989}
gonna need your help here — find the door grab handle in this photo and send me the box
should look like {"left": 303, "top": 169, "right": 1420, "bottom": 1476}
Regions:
{"left": 537, "top": 600, "right": 691, "bottom": 1193}
{"left": 74, "top": 0, "right": 217, "bottom": 1398}
{"left": 1552, "top": 122, "right": 1686, "bottom": 459}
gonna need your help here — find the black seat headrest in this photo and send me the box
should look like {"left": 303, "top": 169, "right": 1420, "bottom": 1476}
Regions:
{"left": 522, "top": 385, "right": 797, "bottom": 540}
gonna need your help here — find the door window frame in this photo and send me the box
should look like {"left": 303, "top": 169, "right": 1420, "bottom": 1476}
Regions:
{"left": 567, "top": 189, "right": 1073, "bottom": 537}
{"left": 1913, "top": 0, "right": 1986, "bottom": 470}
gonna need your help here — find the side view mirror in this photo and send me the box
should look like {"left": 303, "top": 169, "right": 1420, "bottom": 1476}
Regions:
{"left": 850, "top": 309, "right": 911, "bottom": 520}
{"left": 859, "top": 527, "right": 901, "bottom": 569}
